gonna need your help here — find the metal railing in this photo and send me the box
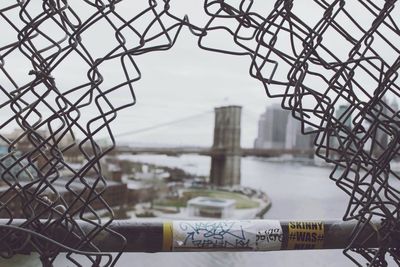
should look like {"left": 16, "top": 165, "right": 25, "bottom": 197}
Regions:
{"left": 0, "top": 219, "right": 381, "bottom": 253}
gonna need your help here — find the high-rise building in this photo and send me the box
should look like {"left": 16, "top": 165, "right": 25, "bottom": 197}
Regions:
{"left": 379, "top": 97, "right": 389, "bottom": 146}
{"left": 295, "top": 127, "right": 315, "bottom": 151}
{"left": 255, "top": 105, "right": 315, "bottom": 155}
{"left": 285, "top": 115, "right": 299, "bottom": 150}
{"left": 286, "top": 115, "right": 315, "bottom": 153}
{"left": 372, "top": 97, "right": 391, "bottom": 155}
{"left": 336, "top": 104, "right": 352, "bottom": 129}
{"left": 254, "top": 104, "right": 290, "bottom": 149}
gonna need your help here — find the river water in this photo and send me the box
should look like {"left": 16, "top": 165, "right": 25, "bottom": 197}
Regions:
{"left": 114, "top": 155, "right": 354, "bottom": 267}
{"left": 4, "top": 156, "right": 361, "bottom": 266}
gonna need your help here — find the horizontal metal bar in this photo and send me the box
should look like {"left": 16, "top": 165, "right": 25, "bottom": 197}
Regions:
{"left": 0, "top": 219, "right": 380, "bottom": 253}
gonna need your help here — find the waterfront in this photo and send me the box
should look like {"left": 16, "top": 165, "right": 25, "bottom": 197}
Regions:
{"left": 115, "top": 155, "right": 352, "bottom": 267}
{"left": 2, "top": 156, "right": 362, "bottom": 266}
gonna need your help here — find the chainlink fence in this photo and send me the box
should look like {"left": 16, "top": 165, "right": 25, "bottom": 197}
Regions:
{"left": 0, "top": 0, "right": 399, "bottom": 266}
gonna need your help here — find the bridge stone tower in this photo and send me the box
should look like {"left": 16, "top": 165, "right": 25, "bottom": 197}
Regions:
{"left": 210, "top": 105, "right": 242, "bottom": 187}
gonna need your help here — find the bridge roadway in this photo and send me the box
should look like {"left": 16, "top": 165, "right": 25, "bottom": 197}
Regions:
{"left": 115, "top": 146, "right": 314, "bottom": 158}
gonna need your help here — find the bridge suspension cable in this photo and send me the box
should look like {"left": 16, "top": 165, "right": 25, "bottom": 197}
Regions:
{"left": 114, "top": 110, "right": 213, "bottom": 138}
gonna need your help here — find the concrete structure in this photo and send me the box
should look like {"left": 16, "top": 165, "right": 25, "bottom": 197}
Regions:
{"left": 187, "top": 197, "right": 236, "bottom": 218}
{"left": 210, "top": 106, "right": 242, "bottom": 186}
{"left": 254, "top": 104, "right": 290, "bottom": 149}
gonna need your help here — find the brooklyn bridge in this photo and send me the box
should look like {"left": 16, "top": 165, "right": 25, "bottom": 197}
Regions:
{"left": 114, "top": 106, "right": 314, "bottom": 186}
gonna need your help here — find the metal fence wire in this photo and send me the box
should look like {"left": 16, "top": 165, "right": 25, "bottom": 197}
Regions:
{"left": 0, "top": 0, "right": 400, "bottom": 266}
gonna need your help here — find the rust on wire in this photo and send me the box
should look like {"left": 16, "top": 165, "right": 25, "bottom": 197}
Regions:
{"left": 0, "top": 0, "right": 399, "bottom": 266}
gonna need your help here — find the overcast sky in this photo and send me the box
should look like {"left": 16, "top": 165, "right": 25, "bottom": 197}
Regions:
{"left": 116, "top": 29, "right": 271, "bottom": 147}
{"left": 101, "top": 1, "right": 280, "bottom": 147}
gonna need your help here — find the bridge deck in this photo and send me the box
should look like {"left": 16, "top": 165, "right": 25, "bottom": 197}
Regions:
{"left": 115, "top": 146, "right": 314, "bottom": 158}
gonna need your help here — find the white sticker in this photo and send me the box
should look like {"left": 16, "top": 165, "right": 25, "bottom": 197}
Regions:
{"left": 172, "top": 220, "right": 282, "bottom": 251}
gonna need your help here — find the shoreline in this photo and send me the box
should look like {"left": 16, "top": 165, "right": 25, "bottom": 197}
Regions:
{"left": 119, "top": 157, "right": 273, "bottom": 220}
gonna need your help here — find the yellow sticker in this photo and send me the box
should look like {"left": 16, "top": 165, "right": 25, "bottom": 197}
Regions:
{"left": 287, "top": 221, "right": 324, "bottom": 249}
{"left": 163, "top": 221, "right": 173, "bottom": 251}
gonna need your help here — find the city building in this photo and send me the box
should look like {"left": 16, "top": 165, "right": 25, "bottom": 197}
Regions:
{"left": 255, "top": 104, "right": 315, "bottom": 154}
{"left": 254, "top": 104, "right": 290, "bottom": 149}
{"left": 371, "top": 97, "right": 396, "bottom": 155}
{"left": 0, "top": 177, "right": 128, "bottom": 218}
{"left": 327, "top": 104, "right": 352, "bottom": 158}
{"left": 285, "top": 115, "right": 315, "bottom": 157}
{"left": 285, "top": 114, "right": 298, "bottom": 150}
{"left": 336, "top": 104, "right": 352, "bottom": 129}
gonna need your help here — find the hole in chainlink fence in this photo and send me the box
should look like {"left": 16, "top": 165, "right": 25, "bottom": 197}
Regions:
{"left": 0, "top": 1, "right": 399, "bottom": 266}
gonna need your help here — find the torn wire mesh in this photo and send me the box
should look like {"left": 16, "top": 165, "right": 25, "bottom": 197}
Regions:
{"left": 0, "top": 0, "right": 399, "bottom": 266}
